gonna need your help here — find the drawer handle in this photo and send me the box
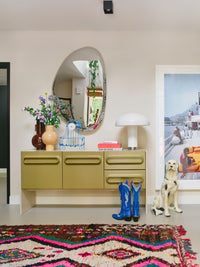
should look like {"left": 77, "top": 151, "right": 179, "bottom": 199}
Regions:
{"left": 106, "top": 157, "right": 143, "bottom": 165}
{"left": 106, "top": 176, "right": 144, "bottom": 185}
{"left": 64, "top": 157, "right": 101, "bottom": 165}
{"left": 23, "top": 156, "right": 60, "bottom": 165}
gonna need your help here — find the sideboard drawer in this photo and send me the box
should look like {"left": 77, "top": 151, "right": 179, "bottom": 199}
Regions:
{"left": 104, "top": 170, "right": 146, "bottom": 190}
{"left": 63, "top": 152, "right": 103, "bottom": 189}
{"left": 21, "top": 151, "right": 62, "bottom": 189}
{"left": 104, "top": 150, "right": 145, "bottom": 170}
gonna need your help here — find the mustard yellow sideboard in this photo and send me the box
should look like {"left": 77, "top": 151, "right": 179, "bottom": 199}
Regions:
{"left": 21, "top": 150, "right": 146, "bottom": 214}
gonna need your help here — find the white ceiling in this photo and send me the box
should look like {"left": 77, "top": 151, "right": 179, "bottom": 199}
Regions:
{"left": 1, "top": 0, "right": 200, "bottom": 31}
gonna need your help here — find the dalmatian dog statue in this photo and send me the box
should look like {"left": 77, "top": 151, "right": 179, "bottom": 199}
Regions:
{"left": 151, "top": 159, "right": 183, "bottom": 217}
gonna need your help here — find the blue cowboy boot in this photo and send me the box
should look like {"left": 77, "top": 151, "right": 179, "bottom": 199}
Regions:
{"left": 112, "top": 181, "right": 132, "bottom": 221}
{"left": 131, "top": 182, "right": 142, "bottom": 222}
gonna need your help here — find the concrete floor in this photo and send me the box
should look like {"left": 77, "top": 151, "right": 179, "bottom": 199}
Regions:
{"left": 0, "top": 204, "right": 199, "bottom": 264}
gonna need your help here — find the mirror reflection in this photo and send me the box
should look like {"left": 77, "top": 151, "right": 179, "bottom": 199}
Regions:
{"left": 53, "top": 47, "right": 106, "bottom": 132}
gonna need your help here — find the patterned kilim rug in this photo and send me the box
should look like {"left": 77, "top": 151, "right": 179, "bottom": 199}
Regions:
{"left": 0, "top": 224, "right": 198, "bottom": 267}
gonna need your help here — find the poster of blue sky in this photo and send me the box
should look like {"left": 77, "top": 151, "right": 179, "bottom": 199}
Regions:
{"left": 164, "top": 74, "right": 200, "bottom": 117}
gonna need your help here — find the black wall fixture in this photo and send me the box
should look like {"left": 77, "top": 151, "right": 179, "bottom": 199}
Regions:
{"left": 103, "top": 0, "right": 113, "bottom": 14}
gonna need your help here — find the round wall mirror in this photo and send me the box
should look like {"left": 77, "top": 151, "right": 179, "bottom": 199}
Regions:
{"left": 53, "top": 47, "right": 106, "bottom": 132}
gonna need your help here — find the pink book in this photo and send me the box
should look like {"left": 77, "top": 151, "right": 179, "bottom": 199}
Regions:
{"left": 98, "top": 143, "right": 121, "bottom": 148}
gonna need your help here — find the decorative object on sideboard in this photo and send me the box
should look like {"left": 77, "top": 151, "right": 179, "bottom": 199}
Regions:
{"left": 23, "top": 93, "right": 62, "bottom": 128}
{"left": 42, "top": 125, "right": 58, "bottom": 151}
{"left": 115, "top": 113, "right": 150, "bottom": 150}
{"left": 32, "top": 119, "right": 45, "bottom": 150}
{"left": 98, "top": 142, "right": 122, "bottom": 151}
{"left": 59, "top": 120, "right": 85, "bottom": 151}
{"left": 23, "top": 93, "right": 62, "bottom": 150}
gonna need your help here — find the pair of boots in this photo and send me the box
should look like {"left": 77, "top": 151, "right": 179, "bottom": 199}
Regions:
{"left": 112, "top": 180, "right": 142, "bottom": 222}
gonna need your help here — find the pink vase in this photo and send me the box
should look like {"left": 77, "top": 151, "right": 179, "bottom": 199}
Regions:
{"left": 42, "top": 125, "right": 58, "bottom": 151}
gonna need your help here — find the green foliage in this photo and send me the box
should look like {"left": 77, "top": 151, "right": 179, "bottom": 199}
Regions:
{"left": 23, "top": 94, "right": 62, "bottom": 128}
{"left": 89, "top": 60, "right": 99, "bottom": 94}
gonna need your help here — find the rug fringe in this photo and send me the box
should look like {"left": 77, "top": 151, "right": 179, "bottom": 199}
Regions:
{"left": 177, "top": 225, "right": 199, "bottom": 267}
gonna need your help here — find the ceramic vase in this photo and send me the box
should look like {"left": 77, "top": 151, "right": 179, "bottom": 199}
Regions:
{"left": 32, "top": 120, "right": 45, "bottom": 150}
{"left": 42, "top": 125, "right": 58, "bottom": 151}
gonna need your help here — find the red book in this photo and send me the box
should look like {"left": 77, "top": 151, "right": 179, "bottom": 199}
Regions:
{"left": 98, "top": 143, "right": 122, "bottom": 149}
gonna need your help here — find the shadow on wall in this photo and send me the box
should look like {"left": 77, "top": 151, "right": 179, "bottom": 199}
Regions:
{"left": 138, "top": 127, "right": 150, "bottom": 149}
{"left": 117, "top": 126, "right": 149, "bottom": 150}
{"left": 117, "top": 127, "right": 128, "bottom": 149}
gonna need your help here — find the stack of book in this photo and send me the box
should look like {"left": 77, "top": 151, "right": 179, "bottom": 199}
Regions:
{"left": 98, "top": 142, "right": 122, "bottom": 151}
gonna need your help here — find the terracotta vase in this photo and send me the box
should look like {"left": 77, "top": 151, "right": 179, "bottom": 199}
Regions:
{"left": 32, "top": 120, "right": 45, "bottom": 150}
{"left": 42, "top": 125, "right": 58, "bottom": 151}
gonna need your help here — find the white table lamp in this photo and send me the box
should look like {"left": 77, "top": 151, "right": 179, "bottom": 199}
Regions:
{"left": 115, "top": 113, "right": 150, "bottom": 150}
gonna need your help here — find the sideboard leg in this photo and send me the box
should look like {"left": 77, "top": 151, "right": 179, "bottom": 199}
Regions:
{"left": 20, "top": 190, "right": 36, "bottom": 215}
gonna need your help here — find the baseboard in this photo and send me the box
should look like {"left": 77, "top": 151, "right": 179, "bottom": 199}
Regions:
{"left": 9, "top": 195, "right": 20, "bottom": 205}
{"left": 177, "top": 191, "right": 200, "bottom": 204}
{"left": 147, "top": 196, "right": 154, "bottom": 205}
{"left": 147, "top": 191, "right": 200, "bottom": 205}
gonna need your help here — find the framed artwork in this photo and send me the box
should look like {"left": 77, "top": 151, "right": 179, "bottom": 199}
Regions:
{"left": 156, "top": 65, "right": 200, "bottom": 190}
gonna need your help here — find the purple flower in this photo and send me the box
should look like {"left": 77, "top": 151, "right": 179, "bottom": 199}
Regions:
{"left": 39, "top": 95, "right": 46, "bottom": 103}
{"left": 22, "top": 93, "right": 61, "bottom": 128}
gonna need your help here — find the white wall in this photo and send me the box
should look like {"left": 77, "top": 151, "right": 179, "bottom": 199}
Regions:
{"left": 54, "top": 80, "right": 72, "bottom": 99}
{"left": 1, "top": 30, "right": 200, "bottom": 205}
{"left": 72, "top": 77, "right": 87, "bottom": 126}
